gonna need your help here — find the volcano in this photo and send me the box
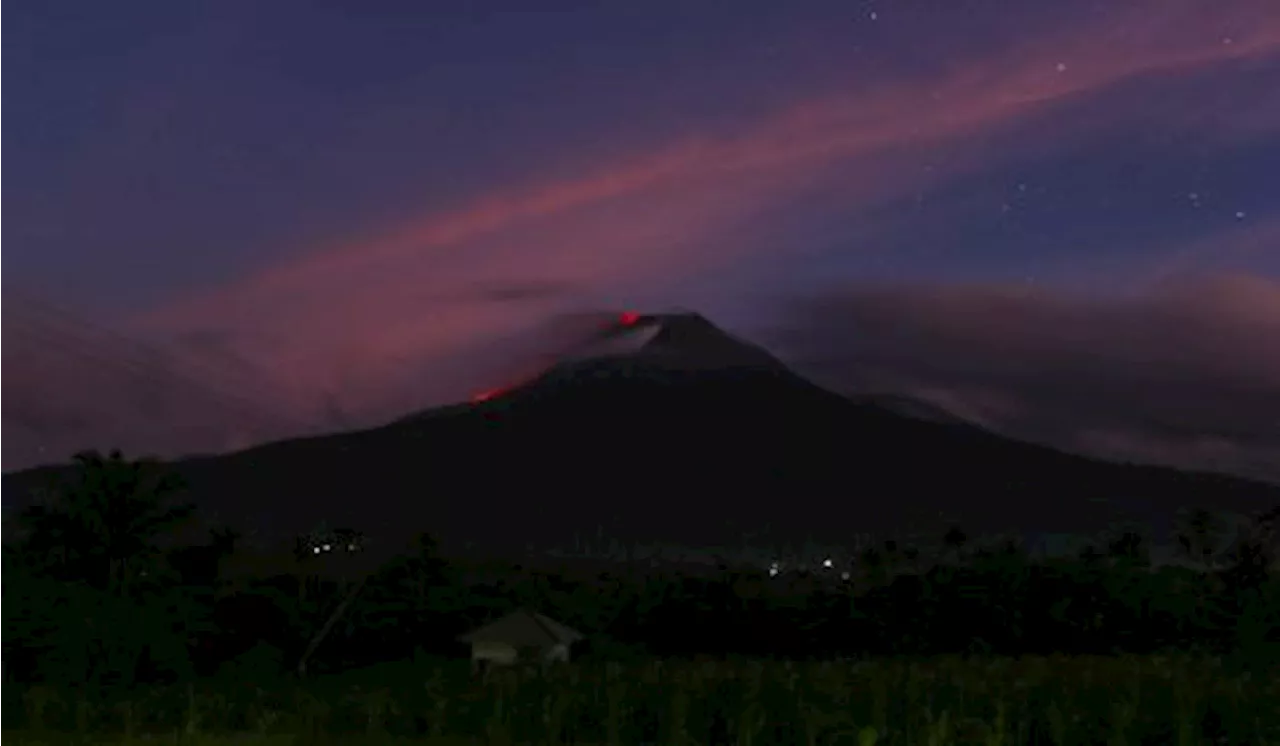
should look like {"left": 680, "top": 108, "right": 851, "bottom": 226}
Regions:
{"left": 5, "top": 310, "right": 1277, "bottom": 563}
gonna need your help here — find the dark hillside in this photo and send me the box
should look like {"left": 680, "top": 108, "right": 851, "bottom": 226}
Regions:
{"left": 5, "top": 313, "right": 1276, "bottom": 561}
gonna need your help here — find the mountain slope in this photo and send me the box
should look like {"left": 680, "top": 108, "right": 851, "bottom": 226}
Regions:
{"left": 5, "top": 312, "right": 1276, "bottom": 561}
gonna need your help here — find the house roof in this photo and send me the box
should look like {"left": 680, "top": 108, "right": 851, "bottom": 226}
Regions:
{"left": 458, "top": 608, "right": 584, "bottom": 646}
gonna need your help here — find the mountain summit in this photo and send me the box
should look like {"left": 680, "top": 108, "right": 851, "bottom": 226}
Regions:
{"left": 564, "top": 310, "right": 793, "bottom": 372}
{"left": 483, "top": 310, "right": 808, "bottom": 399}
{"left": 532, "top": 311, "right": 973, "bottom": 427}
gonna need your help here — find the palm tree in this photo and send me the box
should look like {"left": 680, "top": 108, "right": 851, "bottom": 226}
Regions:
{"left": 17, "top": 449, "right": 193, "bottom": 595}
{"left": 11, "top": 451, "right": 197, "bottom": 686}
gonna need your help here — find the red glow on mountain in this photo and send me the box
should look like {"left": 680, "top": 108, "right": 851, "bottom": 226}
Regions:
{"left": 619, "top": 311, "right": 641, "bottom": 326}
{"left": 471, "top": 388, "right": 504, "bottom": 403}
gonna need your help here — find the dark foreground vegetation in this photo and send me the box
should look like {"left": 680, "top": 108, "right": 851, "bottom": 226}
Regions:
{"left": 4, "top": 450, "right": 1279, "bottom": 744}
{"left": 8, "top": 656, "right": 1280, "bottom": 745}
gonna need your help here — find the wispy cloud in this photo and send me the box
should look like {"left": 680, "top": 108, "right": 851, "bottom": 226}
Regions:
{"left": 1, "top": 294, "right": 312, "bottom": 469}
{"left": 1144, "top": 215, "right": 1280, "bottom": 286}
{"left": 777, "top": 273, "right": 1280, "bottom": 483}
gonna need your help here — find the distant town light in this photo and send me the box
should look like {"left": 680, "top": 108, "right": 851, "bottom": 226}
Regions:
{"left": 822, "top": 558, "right": 834, "bottom": 568}
{"left": 313, "top": 546, "right": 321, "bottom": 555}
{"left": 322, "top": 543, "right": 331, "bottom": 552}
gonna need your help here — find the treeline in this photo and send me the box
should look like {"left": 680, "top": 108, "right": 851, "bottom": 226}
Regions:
{"left": 3, "top": 450, "right": 1279, "bottom": 699}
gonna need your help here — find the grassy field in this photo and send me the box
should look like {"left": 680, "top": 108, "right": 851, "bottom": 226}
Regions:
{"left": 6, "top": 655, "right": 1279, "bottom": 745}
{"left": 6, "top": 737, "right": 517, "bottom": 746}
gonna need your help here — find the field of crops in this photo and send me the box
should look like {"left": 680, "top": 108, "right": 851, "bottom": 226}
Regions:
{"left": 6, "top": 655, "right": 1279, "bottom": 745}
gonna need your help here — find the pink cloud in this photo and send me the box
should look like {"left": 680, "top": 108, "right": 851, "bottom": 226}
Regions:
{"left": 84, "top": 2, "right": 1280, "bottom": 441}
{"left": 1, "top": 294, "right": 309, "bottom": 469}
{"left": 1144, "top": 215, "right": 1280, "bottom": 286}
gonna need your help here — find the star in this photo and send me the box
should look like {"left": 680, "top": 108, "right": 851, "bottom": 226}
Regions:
{"left": 1055, "top": 62, "right": 1068, "bottom": 73}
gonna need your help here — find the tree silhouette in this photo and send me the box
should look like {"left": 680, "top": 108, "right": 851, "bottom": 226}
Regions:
{"left": 858, "top": 545, "right": 886, "bottom": 586}
{"left": 1175, "top": 507, "right": 1228, "bottom": 572}
{"left": 1222, "top": 509, "right": 1278, "bottom": 593}
{"left": 942, "top": 525, "right": 968, "bottom": 564}
{"left": 9, "top": 451, "right": 199, "bottom": 686}
{"left": 1077, "top": 542, "right": 1105, "bottom": 568}
{"left": 16, "top": 449, "right": 193, "bottom": 595}
{"left": 1104, "top": 522, "right": 1150, "bottom": 570}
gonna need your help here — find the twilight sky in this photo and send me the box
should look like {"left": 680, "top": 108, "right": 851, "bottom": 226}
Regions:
{"left": 4, "top": 0, "right": 1279, "bottom": 480}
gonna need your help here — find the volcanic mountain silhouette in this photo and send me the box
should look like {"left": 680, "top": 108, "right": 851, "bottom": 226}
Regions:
{"left": 5, "top": 311, "right": 1277, "bottom": 560}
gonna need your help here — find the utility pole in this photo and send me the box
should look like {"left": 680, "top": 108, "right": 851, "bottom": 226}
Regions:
{"left": 296, "top": 574, "right": 369, "bottom": 677}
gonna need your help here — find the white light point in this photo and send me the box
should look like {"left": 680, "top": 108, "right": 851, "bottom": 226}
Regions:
{"left": 1235, "top": 211, "right": 1246, "bottom": 220}
{"left": 313, "top": 547, "right": 321, "bottom": 555}
{"left": 869, "top": 11, "right": 878, "bottom": 21}
{"left": 769, "top": 562, "right": 780, "bottom": 577}
{"left": 322, "top": 543, "right": 331, "bottom": 552}
{"left": 822, "top": 558, "right": 834, "bottom": 568}
{"left": 1055, "top": 62, "right": 1067, "bottom": 73}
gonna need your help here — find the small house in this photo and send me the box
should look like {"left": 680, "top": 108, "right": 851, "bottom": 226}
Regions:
{"left": 458, "top": 609, "right": 584, "bottom": 670}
